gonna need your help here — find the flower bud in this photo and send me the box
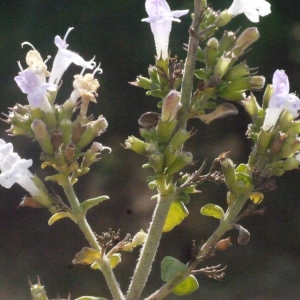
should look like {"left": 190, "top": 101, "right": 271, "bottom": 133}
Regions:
{"left": 220, "top": 158, "right": 236, "bottom": 192}
{"left": 149, "top": 151, "right": 164, "bottom": 172}
{"left": 161, "top": 90, "right": 182, "bottom": 122}
{"left": 215, "top": 237, "right": 232, "bottom": 251}
{"left": 31, "top": 119, "right": 53, "bottom": 155}
{"left": 214, "top": 55, "right": 232, "bottom": 79}
{"left": 124, "top": 136, "right": 147, "bottom": 155}
{"left": 164, "top": 152, "right": 193, "bottom": 175}
{"left": 130, "top": 76, "right": 152, "bottom": 90}
{"left": 75, "top": 116, "right": 108, "bottom": 150}
{"left": 224, "top": 61, "right": 256, "bottom": 81}
{"left": 226, "top": 76, "right": 265, "bottom": 92}
{"left": 205, "top": 38, "right": 219, "bottom": 68}
{"left": 215, "top": 10, "right": 232, "bottom": 27}
{"left": 219, "top": 30, "right": 236, "bottom": 54}
{"left": 283, "top": 155, "right": 300, "bottom": 171}
{"left": 235, "top": 27, "right": 260, "bottom": 54}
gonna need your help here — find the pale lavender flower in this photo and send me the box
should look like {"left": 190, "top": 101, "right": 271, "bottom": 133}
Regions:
{"left": 142, "top": 0, "right": 189, "bottom": 60}
{"left": 263, "top": 70, "right": 300, "bottom": 131}
{"left": 0, "top": 139, "right": 39, "bottom": 196}
{"left": 15, "top": 68, "right": 56, "bottom": 112}
{"left": 228, "top": 0, "right": 271, "bottom": 22}
{"left": 49, "top": 27, "right": 96, "bottom": 85}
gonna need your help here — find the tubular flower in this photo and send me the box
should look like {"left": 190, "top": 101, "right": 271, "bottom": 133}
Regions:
{"left": 142, "top": 0, "right": 189, "bottom": 60}
{"left": 228, "top": 0, "right": 271, "bottom": 22}
{"left": 263, "top": 70, "right": 300, "bottom": 131}
{"left": 0, "top": 139, "right": 39, "bottom": 196}
{"left": 49, "top": 27, "right": 97, "bottom": 85}
{"left": 14, "top": 49, "right": 56, "bottom": 112}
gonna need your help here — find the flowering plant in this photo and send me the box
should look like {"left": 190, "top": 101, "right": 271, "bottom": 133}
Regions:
{"left": 1, "top": 0, "right": 300, "bottom": 299}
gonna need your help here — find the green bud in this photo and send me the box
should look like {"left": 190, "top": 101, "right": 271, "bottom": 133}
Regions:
{"left": 156, "top": 57, "right": 169, "bottom": 87}
{"left": 146, "top": 89, "right": 167, "bottom": 99}
{"left": 59, "top": 99, "right": 76, "bottom": 121}
{"left": 225, "top": 76, "right": 265, "bottom": 92}
{"left": 75, "top": 116, "right": 108, "bottom": 150}
{"left": 279, "top": 136, "right": 300, "bottom": 158}
{"left": 224, "top": 61, "right": 256, "bottom": 81}
{"left": 31, "top": 119, "right": 54, "bottom": 156}
{"left": 164, "top": 152, "right": 193, "bottom": 175}
{"left": 156, "top": 119, "right": 178, "bottom": 144}
{"left": 219, "top": 30, "right": 236, "bottom": 54}
{"left": 149, "top": 151, "right": 164, "bottom": 172}
{"left": 231, "top": 172, "right": 253, "bottom": 195}
{"left": 130, "top": 75, "right": 152, "bottom": 90}
{"left": 196, "top": 46, "right": 205, "bottom": 62}
{"left": 194, "top": 68, "right": 212, "bottom": 80}
{"left": 215, "top": 10, "right": 232, "bottom": 27}
{"left": 214, "top": 55, "right": 232, "bottom": 79}
{"left": 283, "top": 156, "right": 300, "bottom": 171}
{"left": 148, "top": 65, "right": 160, "bottom": 85}
{"left": 124, "top": 136, "right": 147, "bottom": 155}
{"left": 262, "top": 84, "right": 273, "bottom": 110}
{"left": 220, "top": 158, "right": 236, "bottom": 193}
{"left": 217, "top": 89, "right": 245, "bottom": 101}
{"left": 242, "top": 93, "right": 262, "bottom": 120}
{"left": 60, "top": 119, "right": 72, "bottom": 147}
{"left": 256, "top": 129, "right": 273, "bottom": 155}
{"left": 205, "top": 38, "right": 219, "bottom": 68}
{"left": 235, "top": 27, "right": 260, "bottom": 54}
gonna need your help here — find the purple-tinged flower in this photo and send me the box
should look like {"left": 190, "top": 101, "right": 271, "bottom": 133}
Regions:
{"left": 49, "top": 27, "right": 96, "bottom": 85}
{"left": 15, "top": 68, "right": 56, "bottom": 112}
{"left": 228, "top": 0, "right": 271, "bottom": 22}
{"left": 263, "top": 70, "right": 300, "bottom": 131}
{"left": 0, "top": 139, "right": 39, "bottom": 196}
{"left": 142, "top": 0, "right": 189, "bottom": 60}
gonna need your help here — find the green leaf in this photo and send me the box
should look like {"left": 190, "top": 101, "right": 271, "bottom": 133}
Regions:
{"left": 175, "top": 191, "right": 190, "bottom": 204}
{"left": 161, "top": 256, "right": 188, "bottom": 283}
{"left": 80, "top": 196, "right": 109, "bottom": 214}
{"left": 48, "top": 212, "right": 77, "bottom": 225}
{"left": 172, "top": 275, "right": 199, "bottom": 296}
{"left": 200, "top": 203, "right": 224, "bottom": 219}
{"left": 163, "top": 200, "right": 189, "bottom": 232}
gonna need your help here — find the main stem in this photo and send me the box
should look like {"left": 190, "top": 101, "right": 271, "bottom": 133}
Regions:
{"left": 126, "top": 194, "right": 174, "bottom": 300}
{"left": 62, "top": 177, "right": 125, "bottom": 300}
{"left": 177, "top": 0, "right": 203, "bottom": 129}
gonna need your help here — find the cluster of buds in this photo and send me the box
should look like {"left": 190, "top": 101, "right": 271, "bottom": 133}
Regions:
{"left": 125, "top": 90, "right": 193, "bottom": 179}
{"left": 3, "top": 28, "right": 110, "bottom": 185}
{"left": 192, "top": 27, "right": 265, "bottom": 121}
{"left": 245, "top": 70, "right": 300, "bottom": 177}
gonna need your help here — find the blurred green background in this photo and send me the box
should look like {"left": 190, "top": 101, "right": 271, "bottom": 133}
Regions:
{"left": 1, "top": 0, "right": 300, "bottom": 299}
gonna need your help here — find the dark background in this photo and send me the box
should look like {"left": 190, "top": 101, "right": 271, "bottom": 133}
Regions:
{"left": 1, "top": 0, "right": 300, "bottom": 299}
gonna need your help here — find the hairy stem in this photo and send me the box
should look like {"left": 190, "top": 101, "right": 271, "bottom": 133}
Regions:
{"left": 126, "top": 193, "right": 174, "bottom": 300}
{"left": 62, "top": 177, "right": 125, "bottom": 300}
{"left": 178, "top": 0, "right": 203, "bottom": 130}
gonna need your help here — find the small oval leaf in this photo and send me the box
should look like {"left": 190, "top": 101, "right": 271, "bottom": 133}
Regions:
{"left": 163, "top": 200, "right": 189, "bottom": 232}
{"left": 200, "top": 204, "right": 224, "bottom": 219}
{"left": 172, "top": 275, "right": 199, "bottom": 296}
{"left": 161, "top": 256, "right": 188, "bottom": 283}
{"left": 80, "top": 195, "right": 110, "bottom": 214}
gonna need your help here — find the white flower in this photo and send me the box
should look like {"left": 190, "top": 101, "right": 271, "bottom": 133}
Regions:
{"left": 142, "top": 0, "right": 189, "bottom": 60}
{"left": 262, "top": 70, "right": 300, "bottom": 131}
{"left": 49, "top": 27, "right": 96, "bottom": 85}
{"left": 0, "top": 139, "right": 39, "bottom": 196}
{"left": 228, "top": 0, "right": 271, "bottom": 22}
